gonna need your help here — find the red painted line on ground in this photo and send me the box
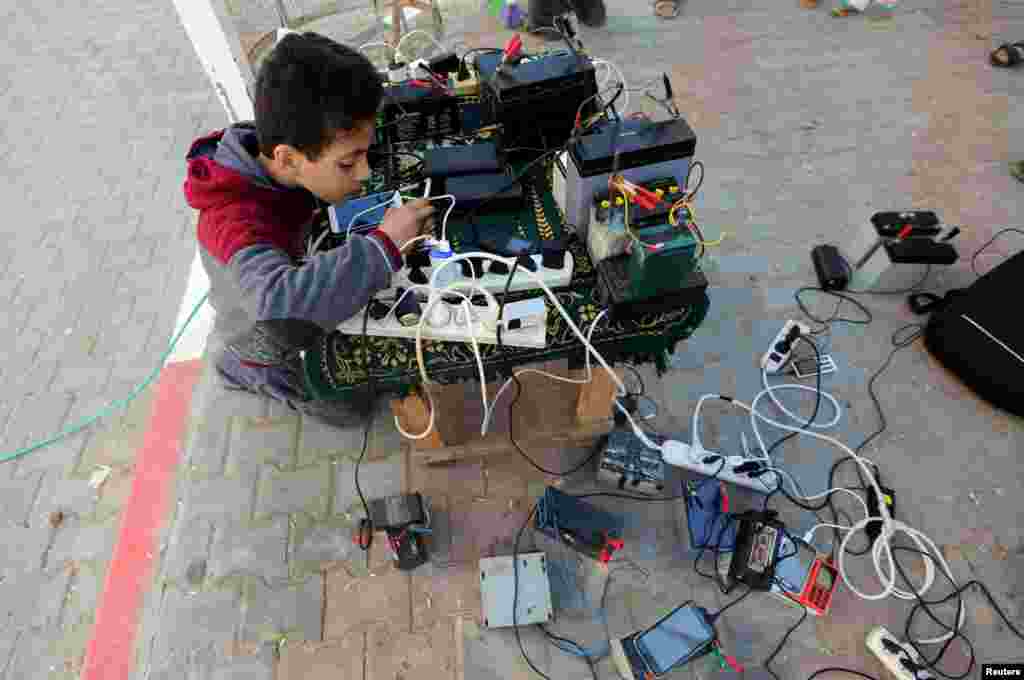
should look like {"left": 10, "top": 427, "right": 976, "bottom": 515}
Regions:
{"left": 82, "top": 358, "right": 203, "bottom": 680}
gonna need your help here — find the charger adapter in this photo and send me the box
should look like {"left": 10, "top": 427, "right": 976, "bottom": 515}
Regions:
{"left": 811, "top": 244, "right": 849, "bottom": 291}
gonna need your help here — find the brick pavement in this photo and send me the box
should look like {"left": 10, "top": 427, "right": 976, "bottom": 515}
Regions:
{"left": 3, "top": 0, "right": 1024, "bottom": 677}
{"left": 0, "top": 0, "right": 224, "bottom": 676}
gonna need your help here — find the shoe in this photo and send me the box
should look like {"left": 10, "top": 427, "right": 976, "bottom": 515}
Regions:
{"left": 574, "top": 0, "right": 607, "bottom": 27}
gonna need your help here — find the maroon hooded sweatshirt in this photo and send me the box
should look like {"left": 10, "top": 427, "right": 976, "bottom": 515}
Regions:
{"left": 183, "top": 122, "right": 402, "bottom": 405}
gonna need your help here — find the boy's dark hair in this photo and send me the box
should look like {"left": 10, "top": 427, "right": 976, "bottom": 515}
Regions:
{"left": 254, "top": 32, "right": 383, "bottom": 162}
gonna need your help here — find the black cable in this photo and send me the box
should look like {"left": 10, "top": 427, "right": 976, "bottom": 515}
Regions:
{"left": 711, "top": 585, "right": 753, "bottom": 620}
{"left": 970, "top": 227, "right": 1024, "bottom": 276}
{"left": 508, "top": 375, "right": 603, "bottom": 477}
{"left": 763, "top": 592, "right": 809, "bottom": 680}
{"left": 795, "top": 287, "right": 873, "bottom": 327}
{"left": 887, "top": 545, "right": 969, "bottom": 679}
{"left": 540, "top": 625, "right": 600, "bottom": 680}
{"left": 355, "top": 302, "right": 376, "bottom": 551}
{"left": 513, "top": 501, "right": 552, "bottom": 680}
{"left": 854, "top": 323, "right": 923, "bottom": 455}
{"left": 806, "top": 669, "right": 881, "bottom": 680}
{"left": 683, "top": 160, "right": 704, "bottom": 202}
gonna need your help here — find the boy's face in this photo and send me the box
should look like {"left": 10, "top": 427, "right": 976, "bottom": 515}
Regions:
{"left": 265, "top": 119, "right": 375, "bottom": 204}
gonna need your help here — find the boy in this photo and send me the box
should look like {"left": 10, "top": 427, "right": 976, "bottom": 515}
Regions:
{"left": 183, "top": 32, "right": 435, "bottom": 427}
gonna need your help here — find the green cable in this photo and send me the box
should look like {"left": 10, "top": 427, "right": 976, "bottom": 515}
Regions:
{"left": 1, "top": 291, "right": 211, "bottom": 463}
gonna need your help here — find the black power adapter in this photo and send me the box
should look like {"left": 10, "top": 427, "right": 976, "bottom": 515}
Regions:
{"left": 811, "top": 244, "right": 850, "bottom": 291}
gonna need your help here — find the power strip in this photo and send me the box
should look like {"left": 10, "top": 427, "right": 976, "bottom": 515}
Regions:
{"left": 762, "top": 320, "right": 811, "bottom": 374}
{"left": 387, "top": 252, "right": 574, "bottom": 298}
{"left": 661, "top": 441, "right": 776, "bottom": 493}
{"left": 336, "top": 297, "right": 547, "bottom": 349}
{"left": 865, "top": 627, "right": 934, "bottom": 680}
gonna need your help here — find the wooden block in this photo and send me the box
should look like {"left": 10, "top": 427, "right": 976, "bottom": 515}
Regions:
{"left": 575, "top": 368, "right": 619, "bottom": 423}
{"left": 392, "top": 388, "right": 446, "bottom": 450}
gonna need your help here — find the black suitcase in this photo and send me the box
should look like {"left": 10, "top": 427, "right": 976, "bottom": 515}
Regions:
{"left": 923, "top": 250, "right": 1024, "bottom": 416}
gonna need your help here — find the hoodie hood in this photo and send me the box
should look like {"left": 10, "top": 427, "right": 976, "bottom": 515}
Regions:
{"left": 183, "top": 122, "right": 313, "bottom": 212}
{"left": 184, "top": 122, "right": 319, "bottom": 263}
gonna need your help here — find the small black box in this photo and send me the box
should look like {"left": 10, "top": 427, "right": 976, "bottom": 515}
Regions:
{"left": 422, "top": 141, "right": 501, "bottom": 178}
{"left": 811, "top": 244, "right": 849, "bottom": 291}
{"left": 445, "top": 172, "right": 523, "bottom": 212}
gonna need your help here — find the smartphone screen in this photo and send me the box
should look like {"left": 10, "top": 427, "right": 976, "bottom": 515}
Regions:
{"left": 635, "top": 604, "right": 714, "bottom": 675}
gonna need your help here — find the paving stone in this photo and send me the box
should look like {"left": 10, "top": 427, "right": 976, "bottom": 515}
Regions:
{"left": 445, "top": 496, "right": 535, "bottom": 566}
{"left": 226, "top": 415, "right": 299, "bottom": 476}
{"left": 204, "top": 642, "right": 277, "bottom": 680}
{"left": 240, "top": 574, "right": 323, "bottom": 643}
{"left": 410, "top": 560, "right": 482, "bottom": 631}
{"left": 180, "top": 475, "right": 256, "bottom": 524}
{"left": 366, "top": 619, "right": 456, "bottom": 680}
{"left": 62, "top": 559, "right": 107, "bottom": 627}
{"left": 333, "top": 456, "right": 404, "bottom": 519}
{"left": 150, "top": 587, "right": 242, "bottom": 670}
{"left": 256, "top": 463, "right": 330, "bottom": 519}
{"left": 0, "top": 568, "right": 71, "bottom": 630}
{"left": 323, "top": 542, "right": 411, "bottom": 638}
{"left": 209, "top": 518, "right": 289, "bottom": 584}
{"left": 0, "top": 471, "right": 44, "bottom": 527}
{"left": 462, "top": 617, "right": 553, "bottom": 680}
{"left": 5, "top": 626, "right": 88, "bottom": 680}
{"left": 296, "top": 415, "right": 367, "bottom": 465}
{"left": 293, "top": 520, "right": 359, "bottom": 568}
{"left": 0, "top": 528, "right": 50, "bottom": 577}
{"left": 27, "top": 473, "right": 98, "bottom": 528}
{"left": 183, "top": 383, "right": 266, "bottom": 477}
{"left": 407, "top": 456, "right": 486, "bottom": 500}
{"left": 277, "top": 635, "right": 363, "bottom": 680}
{"left": 46, "top": 524, "right": 117, "bottom": 569}
{"left": 163, "top": 518, "right": 214, "bottom": 587}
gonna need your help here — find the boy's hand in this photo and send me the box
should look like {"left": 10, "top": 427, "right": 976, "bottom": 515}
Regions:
{"left": 379, "top": 198, "right": 435, "bottom": 249}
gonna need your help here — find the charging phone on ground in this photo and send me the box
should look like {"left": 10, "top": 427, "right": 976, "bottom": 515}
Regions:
{"left": 611, "top": 602, "right": 716, "bottom": 679}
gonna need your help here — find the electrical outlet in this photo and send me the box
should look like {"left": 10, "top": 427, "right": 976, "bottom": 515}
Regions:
{"left": 866, "top": 627, "right": 934, "bottom": 680}
{"left": 337, "top": 296, "right": 547, "bottom": 349}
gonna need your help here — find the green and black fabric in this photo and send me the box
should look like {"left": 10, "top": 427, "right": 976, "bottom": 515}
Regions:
{"left": 302, "top": 159, "right": 710, "bottom": 403}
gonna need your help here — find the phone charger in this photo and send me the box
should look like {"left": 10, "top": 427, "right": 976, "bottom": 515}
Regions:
{"left": 811, "top": 244, "right": 849, "bottom": 290}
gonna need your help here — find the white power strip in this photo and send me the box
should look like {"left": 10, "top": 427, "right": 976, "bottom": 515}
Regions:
{"left": 866, "top": 627, "right": 934, "bottom": 680}
{"left": 336, "top": 297, "right": 547, "bottom": 349}
{"left": 762, "top": 320, "right": 811, "bottom": 374}
{"left": 661, "top": 441, "right": 775, "bottom": 493}
{"left": 386, "top": 253, "right": 574, "bottom": 298}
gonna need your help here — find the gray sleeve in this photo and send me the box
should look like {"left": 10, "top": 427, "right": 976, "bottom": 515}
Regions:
{"left": 229, "top": 232, "right": 399, "bottom": 332}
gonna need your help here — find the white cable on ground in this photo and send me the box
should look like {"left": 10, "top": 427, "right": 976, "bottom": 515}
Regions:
{"left": 725, "top": 394, "right": 965, "bottom": 644}
{"left": 760, "top": 367, "right": 842, "bottom": 432}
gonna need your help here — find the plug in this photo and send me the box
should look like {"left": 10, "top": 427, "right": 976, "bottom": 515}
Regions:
{"left": 733, "top": 461, "right": 763, "bottom": 475}
{"left": 661, "top": 440, "right": 697, "bottom": 467}
{"left": 613, "top": 394, "right": 638, "bottom": 426}
{"left": 881, "top": 637, "right": 904, "bottom": 655}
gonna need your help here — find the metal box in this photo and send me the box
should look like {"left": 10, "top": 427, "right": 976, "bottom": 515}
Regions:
{"left": 479, "top": 553, "right": 554, "bottom": 629}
